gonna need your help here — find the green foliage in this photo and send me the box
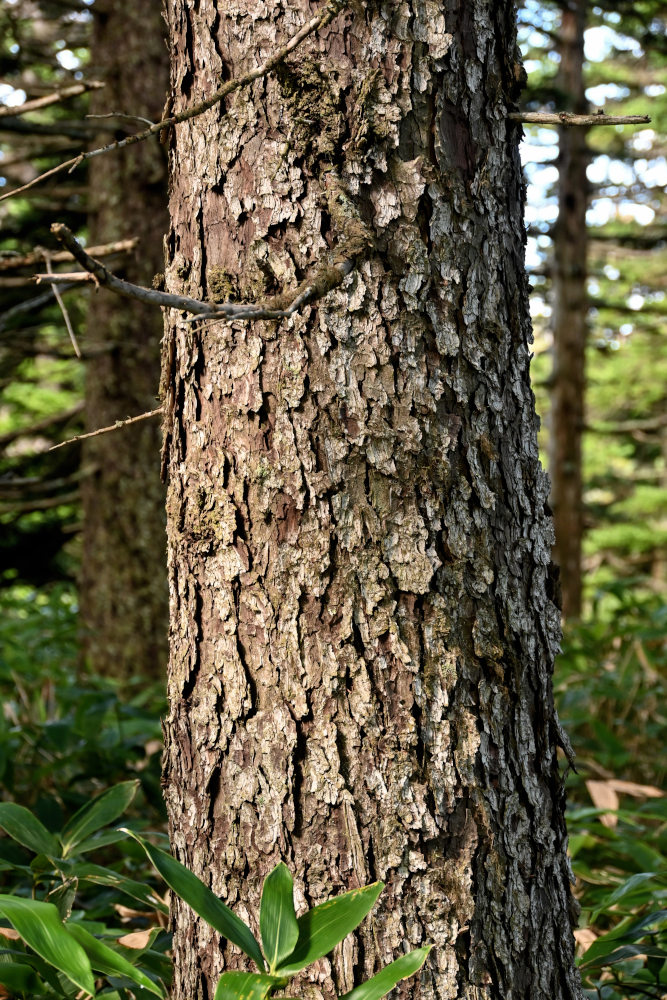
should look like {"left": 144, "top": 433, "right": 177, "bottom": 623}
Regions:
{"left": 124, "top": 833, "right": 266, "bottom": 971}
{"left": 130, "top": 836, "right": 430, "bottom": 1000}
{"left": 260, "top": 863, "right": 298, "bottom": 972}
{"left": 0, "top": 585, "right": 171, "bottom": 997}
{"left": 0, "top": 804, "right": 430, "bottom": 1000}
{"left": 521, "top": 0, "right": 667, "bottom": 612}
{"left": 556, "top": 589, "right": 666, "bottom": 783}
{"left": 0, "top": 787, "right": 171, "bottom": 999}
{"left": 556, "top": 592, "right": 667, "bottom": 999}
{"left": 0, "top": 583, "right": 166, "bottom": 817}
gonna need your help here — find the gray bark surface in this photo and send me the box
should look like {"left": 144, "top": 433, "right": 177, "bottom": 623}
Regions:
{"left": 161, "top": 2, "right": 581, "bottom": 998}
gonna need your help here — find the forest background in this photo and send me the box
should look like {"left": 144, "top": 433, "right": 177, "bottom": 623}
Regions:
{"left": 0, "top": 1, "right": 665, "bottom": 999}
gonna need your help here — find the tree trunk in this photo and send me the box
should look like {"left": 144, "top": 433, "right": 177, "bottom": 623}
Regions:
{"left": 162, "top": 3, "right": 581, "bottom": 999}
{"left": 79, "top": 0, "right": 169, "bottom": 676}
{"left": 549, "top": 0, "right": 589, "bottom": 620}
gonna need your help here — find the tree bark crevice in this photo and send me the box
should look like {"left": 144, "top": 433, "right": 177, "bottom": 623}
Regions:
{"left": 162, "top": 3, "right": 582, "bottom": 999}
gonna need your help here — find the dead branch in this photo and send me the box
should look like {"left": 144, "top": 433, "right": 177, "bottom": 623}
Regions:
{"left": 86, "top": 111, "right": 155, "bottom": 127}
{"left": 0, "top": 81, "right": 105, "bottom": 119}
{"left": 41, "top": 217, "right": 369, "bottom": 324}
{"left": 0, "top": 238, "right": 138, "bottom": 272}
{"left": 0, "top": 0, "right": 347, "bottom": 203}
{"left": 43, "top": 253, "right": 81, "bottom": 357}
{"left": 49, "top": 406, "right": 164, "bottom": 451}
{"left": 509, "top": 110, "right": 651, "bottom": 126}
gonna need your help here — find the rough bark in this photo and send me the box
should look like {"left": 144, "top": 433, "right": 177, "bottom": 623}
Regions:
{"left": 162, "top": 3, "right": 581, "bottom": 1000}
{"left": 549, "top": 0, "right": 589, "bottom": 620}
{"left": 79, "top": 0, "right": 169, "bottom": 676}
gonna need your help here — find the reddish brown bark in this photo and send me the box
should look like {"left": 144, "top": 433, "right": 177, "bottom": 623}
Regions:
{"left": 161, "top": 2, "right": 581, "bottom": 999}
{"left": 550, "top": 1, "right": 589, "bottom": 620}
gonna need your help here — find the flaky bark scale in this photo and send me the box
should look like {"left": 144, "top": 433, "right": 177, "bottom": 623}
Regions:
{"left": 161, "top": 3, "right": 581, "bottom": 999}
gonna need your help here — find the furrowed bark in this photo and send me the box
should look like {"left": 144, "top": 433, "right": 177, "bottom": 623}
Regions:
{"left": 162, "top": 3, "right": 581, "bottom": 999}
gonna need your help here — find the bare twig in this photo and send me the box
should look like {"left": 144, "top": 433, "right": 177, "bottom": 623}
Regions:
{"left": 49, "top": 406, "right": 164, "bottom": 451}
{"left": 87, "top": 112, "right": 155, "bottom": 127}
{"left": 0, "top": 0, "right": 347, "bottom": 203}
{"left": 44, "top": 253, "right": 82, "bottom": 358}
{"left": 509, "top": 110, "right": 651, "bottom": 126}
{"left": 0, "top": 238, "right": 138, "bottom": 272}
{"left": 0, "top": 81, "right": 105, "bottom": 119}
{"left": 41, "top": 219, "right": 369, "bottom": 324}
{"left": 36, "top": 270, "right": 100, "bottom": 285}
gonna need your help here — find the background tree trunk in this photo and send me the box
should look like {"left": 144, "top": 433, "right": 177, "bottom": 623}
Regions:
{"left": 162, "top": 2, "right": 581, "bottom": 999}
{"left": 550, "top": 0, "right": 589, "bottom": 620}
{"left": 79, "top": 0, "right": 169, "bottom": 676}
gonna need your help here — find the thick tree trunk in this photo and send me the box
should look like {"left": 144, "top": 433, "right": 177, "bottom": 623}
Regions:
{"left": 162, "top": 3, "right": 581, "bottom": 999}
{"left": 550, "top": 1, "right": 589, "bottom": 620}
{"left": 79, "top": 0, "right": 169, "bottom": 676}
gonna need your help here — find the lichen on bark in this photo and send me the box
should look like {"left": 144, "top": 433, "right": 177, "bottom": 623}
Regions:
{"left": 161, "top": 2, "right": 582, "bottom": 999}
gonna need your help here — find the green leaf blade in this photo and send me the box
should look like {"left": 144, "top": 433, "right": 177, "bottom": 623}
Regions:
{"left": 60, "top": 781, "right": 139, "bottom": 856}
{"left": 0, "top": 895, "right": 95, "bottom": 997}
{"left": 0, "top": 961, "right": 43, "bottom": 998}
{"left": 214, "top": 971, "right": 286, "bottom": 1000}
{"left": 66, "top": 922, "right": 165, "bottom": 998}
{"left": 340, "top": 946, "right": 431, "bottom": 1000}
{"left": 276, "top": 882, "right": 384, "bottom": 976}
{"left": 260, "top": 863, "right": 299, "bottom": 973}
{"left": 124, "top": 831, "right": 266, "bottom": 970}
{"left": 64, "top": 860, "right": 169, "bottom": 915}
{"left": 0, "top": 803, "right": 60, "bottom": 857}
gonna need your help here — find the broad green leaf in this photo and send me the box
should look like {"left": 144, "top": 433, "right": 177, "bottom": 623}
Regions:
{"left": 63, "top": 861, "right": 169, "bottom": 914}
{"left": 276, "top": 882, "right": 384, "bottom": 976}
{"left": 0, "top": 948, "right": 65, "bottom": 996}
{"left": 260, "top": 863, "right": 298, "bottom": 972}
{"left": 340, "top": 946, "right": 431, "bottom": 1000}
{"left": 72, "top": 828, "right": 133, "bottom": 855}
{"left": 60, "top": 781, "right": 139, "bottom": 856}
{"left": 0, "top": 803, "right": 59, "bottom": 857}
{"left": 214, "top": 971, "right": 286, "bottom": 1000}
{"left": 124, "top": 831, "right": 266, "bottom": 970}
{"left": 0, "top": 961, "right": 42, "bottom": 997}
{"left": 592, "top": 872, "right": 665, "bottom": 920}
{"left": 66, "top": 922, "right": 165, "bottom": 998}
{"left": 581, "top": 943, "right": 667, "bottom": 969}
{"left": 580, "top": 909, "right": 667, "bottom": 967}
{"left": 0, "top": 895, "right": 95, "bottom": 997}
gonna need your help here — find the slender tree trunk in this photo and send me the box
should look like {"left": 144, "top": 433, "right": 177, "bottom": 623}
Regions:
{"left": 79, "top": 0, "right": 169, "bottom": 676}
{"left": 550, "top": 0, "right": 589, "bottom": 620}
{"left": 162, "top": 3, "right": 581, "bottom": 999}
